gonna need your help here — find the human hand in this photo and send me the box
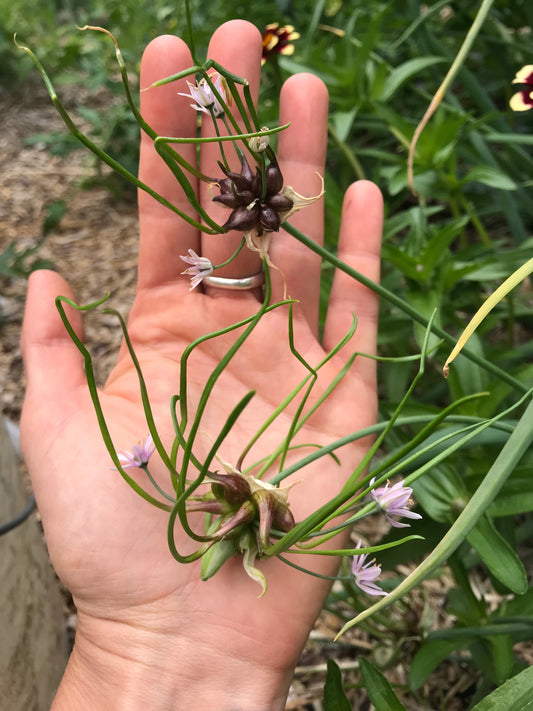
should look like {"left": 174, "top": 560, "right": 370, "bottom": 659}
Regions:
{"left": 21, "top": 21, "right": 382, "bottom": 711}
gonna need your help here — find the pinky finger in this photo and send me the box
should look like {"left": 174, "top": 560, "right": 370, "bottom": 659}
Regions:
{"left": 323, "top": 181, "right": 383, "bottom": 370}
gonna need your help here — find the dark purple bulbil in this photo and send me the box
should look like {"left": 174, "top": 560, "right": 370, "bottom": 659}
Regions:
{"left": 213, "top": 155, "right": 293, "bottom": 234}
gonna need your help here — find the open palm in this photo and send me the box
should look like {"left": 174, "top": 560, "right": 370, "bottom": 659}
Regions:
{"left": 21, "top": 21, "right": 382, "bottom": 710}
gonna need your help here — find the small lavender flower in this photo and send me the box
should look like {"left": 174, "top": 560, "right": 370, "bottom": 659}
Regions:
{"left": 351, "top": 542, "right": 387, "bottom": 596}
{"left": 178, "top": 75, "right": 227, "bottom": 117}
{"left": 180, "top": 249, "right": 214, "bottom": 289}
{"left": 117, "top": 435, "right": 155, "bottom": 469}
{"left": 371, "top": 478, "right": 423, "bottom": 528}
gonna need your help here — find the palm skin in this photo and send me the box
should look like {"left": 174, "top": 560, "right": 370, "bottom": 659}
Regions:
{"left": 20, "top": 21, "right": 383, "bottom": 711}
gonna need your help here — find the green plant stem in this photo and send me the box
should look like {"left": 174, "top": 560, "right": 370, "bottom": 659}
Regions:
{"left": 283, "top": 221, "right": 528, "bottom": 394}
{"left": 336, "top": 388, "right": 533, "bottom": 638}
{"left": 142, "top": 465, "right": 176, "bottom": 503}
{"left": 328, "top": 124, "right": 366, "bottom": 180}
{"left": 105, "top": 308, "right": 181, "bottom": 491}
{"left": 173, "top": 391, "right": 256, "bottom": 545}
{"left": 55, "top": 297, "right": 171, "bottom": 511}
{"left": 177, "top": 266, "right": 283, "bottom": 496}
{"left": 253, "top": 318, "right": 358, "bottom": 479}
{"left": 407, "top": 0, "right": 496, "bottom": 191}
{"left": 264, "top": 377, "right": 526, "bottom": 558}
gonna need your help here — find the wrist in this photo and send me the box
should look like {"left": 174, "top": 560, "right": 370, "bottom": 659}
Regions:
{"left": 52, "top": 612, "right": 292, "bottom": 711}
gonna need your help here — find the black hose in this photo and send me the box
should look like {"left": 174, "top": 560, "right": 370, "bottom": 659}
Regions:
{"left": 0, "top": 493, "right": 36, "bottom": 535}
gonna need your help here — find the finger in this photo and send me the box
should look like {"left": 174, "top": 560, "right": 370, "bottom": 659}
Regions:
{"left": 200, "top": 21, "right": 263, "bottom": 286}
{"left": 20, "top": 270, "right": 90, "bottom": 458}
{"left": 137, "top": 35, "right": 199, "bottom": 290}
{"left": 21, "top": 270, "right": 86, "bottom": 396}
{"left": 323, "top": 181, "right": 383, "bottom": 384}
{"left": 271, "top": 73, "right": 328, "bottom": 332}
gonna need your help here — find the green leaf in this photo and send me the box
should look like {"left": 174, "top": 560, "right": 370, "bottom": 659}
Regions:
{"left": 462, "top": 166, "right": 517, "bottom": 191}
{"left": 488, "top": 479, "right": 533, "bottom": 517}
{"left": 408, "top": 288, "right": 442, "bottom": 353}
{"left": 487, "top": 634, "right": 515, "bottom": 686}
{"left": 323, "top": 660, "right": 352, "bottom": 711}
{"left": 331, "top": 107, "right": 358, "bottom": 142}
{"left": 470, "top": 665, "right": 533, "bottom": 710}
{"left": 383, "top": 205, "right": 444, "bottom": 241}
{"left": 409, "top": 638, "right": 475, "bottom": 689}
{"left": 412, "top": 464, "right": 468, "bottom": 523}
{"left": 42, "top": 199, "right": 66, "bottom": 235}
{"left": 382, "top": 57, "right": 447, "bottom": 101}
{"left": 500, "top": 586, "right": 533, "bottom": 617}
{"left": 420, "top": 217, "right": 469, "bottom": 277}
{"left": 359, "top": 657, "right": 407, "bottom": 711}
{"left": 467, "top": 516, "right": 528, "bottom": 594}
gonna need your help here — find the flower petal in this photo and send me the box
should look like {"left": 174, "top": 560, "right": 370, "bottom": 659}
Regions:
{"left": 280, "top": 174, "right": 325, "bottom": 222}
{"left": 510, "top": 90, "right": 533, "bottom": 111}
{"left": 512, "top": 65, "right": 533, "bottom": 85}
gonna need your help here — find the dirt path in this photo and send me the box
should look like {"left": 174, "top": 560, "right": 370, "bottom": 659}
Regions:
{"left": 1, "top": 81, "right": 139, "bottom": 422}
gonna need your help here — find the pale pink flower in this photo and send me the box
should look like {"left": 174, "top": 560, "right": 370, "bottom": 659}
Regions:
{"left": 117, "top": 435, "right": 155, "bottom": 469}
{"left": 177, "top": 75, "right": 227, "bottom": 117}
{"left": 180, "top": 249, "right": 214, "bottom": 289}
{"left": 371, "top": 478, "right": 422, "bottom": 528}
{"left": 351, "top": 541, "right": 387, "bottom": 596}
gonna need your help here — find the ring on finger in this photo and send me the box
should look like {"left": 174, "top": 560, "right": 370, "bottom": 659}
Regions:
{"left": 202, "top": 272, "right": 265, "bottom": 290}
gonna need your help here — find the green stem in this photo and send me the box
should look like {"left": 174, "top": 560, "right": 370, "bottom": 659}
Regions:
{"left": 169, "top": 395, "right": 204, "bottom": 472}
{"left": 253, "top": 317, "right": 358, "bottom": 479}
{"left": 177, "top": 266, "right": 287, "bottom": 497}
{"left": 276, "top": 554, "right": 349, "bottom": 581}
{"left": 328, "top": 124, "right": 366, "bottom": 180}
{"left": 17, "top": 38, "right": 219, "bottom": 235}
{"left": 283, "top": 221, "right": 528, "bottom": 394}
{"left": 214, "top": 237, "right": 246, "bottom": 269}
{"left": 105, "top": 308, "right": 181, "bottom": 492}
{"left": 336, "top": 388, "right": 533, "bottom": 637}
{"left": 290, "top": 536, "right": 422, "bottom": 557}
{"left": 184, "top": 0, "right": 197, "bottom": 63}
{"left": 142, "top": 465, "right": 176, "bottom": 503}
{"left": 55, "top": 297, "right": 171, "bottom": 511}
{"left": 175, "top": 390, "right": 256, "bottom": 544}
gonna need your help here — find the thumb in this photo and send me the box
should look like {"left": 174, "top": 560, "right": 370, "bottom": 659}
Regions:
{"left": 20, "top": 269, "right": 88, "bottom": 459}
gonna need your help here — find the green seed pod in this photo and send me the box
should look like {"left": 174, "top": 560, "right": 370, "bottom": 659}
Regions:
{"left": 200, "top": 537, "right": 238, "bottom": 580}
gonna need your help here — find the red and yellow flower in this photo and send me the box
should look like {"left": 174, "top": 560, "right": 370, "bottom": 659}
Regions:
{"left": 510, "top": 65, "right": 533, "bottom": 112}
{"left": 261, "top": 23, "right": 300, "bottom": 65}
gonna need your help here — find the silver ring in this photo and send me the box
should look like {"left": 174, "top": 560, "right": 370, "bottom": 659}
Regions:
{"left": 202, "top": 272, "right": 265, "bottom": 290}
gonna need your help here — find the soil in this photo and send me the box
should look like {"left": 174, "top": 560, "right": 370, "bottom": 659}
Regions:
{"left": 1, "top": 80, "right": 527, "bottom": 711}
